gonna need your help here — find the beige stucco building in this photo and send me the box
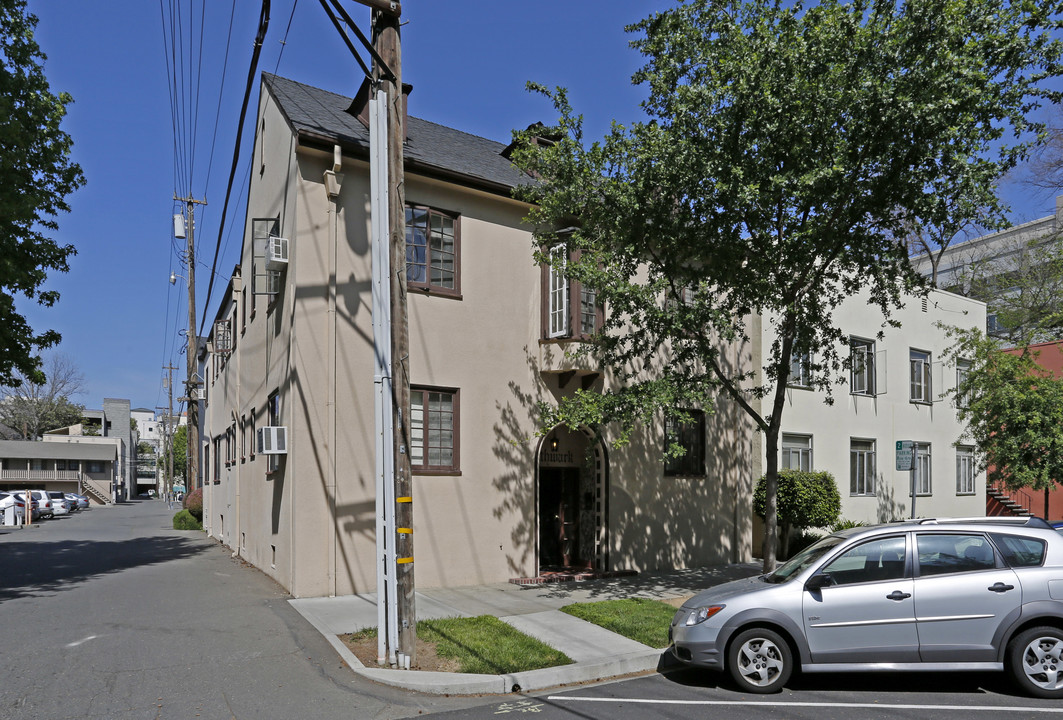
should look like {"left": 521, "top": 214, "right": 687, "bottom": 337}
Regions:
{"left": 752, "top": 287, "right": 988, "bottom": 528}
{"left": 200, "top": 74, "right": 754, "bottom": 598}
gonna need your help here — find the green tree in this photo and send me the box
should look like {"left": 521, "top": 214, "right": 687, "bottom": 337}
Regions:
{"left": 0, "top": 352, "right": 84, "bottom": 438}
{"left": 511, "top": 0, "right": 1063, "bottom": 570}
{"left": 170, "top": 424, "right": 188, "bottom": 483}
{"left": 0, "top": 0, "right": 85, "bottom": 387}
{"left": 946, "top": 327, "right": 1063, "bottom": 518}
{"left": 753, "top": 470, "right": 841, "bottom": 559}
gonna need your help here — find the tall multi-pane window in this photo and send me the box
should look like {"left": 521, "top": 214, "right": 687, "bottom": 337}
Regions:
{"left": 664, "top": 411, "right": 706, "bottom": 477}
{"left": 850, "top": 439, "right": 875, "bottom": 496}
{"left": 781, "top": 434, "right": 812, "bottom": 471}
{"left": 956, "top": 359, "right": 973, "bottom": 409}
{"left": 915, "top": 443, "right": 932, "bottom": 495}
{"left": 910, "top": 349, "right": 932, "bottom": 403}
{"left": 789, "top": 351, "right": 811, "bottom": 388}
{"left": 548, "top": 246, "right": 568, "bottom": 338}
{"left": 544, "top": 245, "right": 603, "bottom": 340}
{"left": 406, "top": 205, "right": 459, "bottom": 295}
{"left": 850, "top": 338, "right": 875, "bottom": 395}
{"left": 956, "top": 446, "right": 976, "bottom": 495}
{"left": 410, "top": 387, "right": 459, "bottom": 473}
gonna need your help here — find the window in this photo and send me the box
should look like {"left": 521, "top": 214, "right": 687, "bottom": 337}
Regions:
{"left": 789, "top": 351, "right": 811, "bottom": 388}
{"left": 543, "top": 244, "right": 603, "bottom": 340}
{"left": 910, "top": 349, "right": 932, "bottom": 403}
{"left": 781, "top": 434, "right": 812, "bottom": 471}
{"left": 213, "top": 437, "right": 221, "bottom": 481}
{"left": 56, "top": 460, "right": 66, "bottom": 471}
{"left": 917, "top": 534, "right": 995, "bottom": 576}
{"left": 241, "top": 415, "right": 247, "bottom": 462}
{"left": 956, "top": 446, "right": 976, "bottom": 495}
{"left": 547, "top": 245, "right": 568, "bottom": 338}
{"left": 914, "top": 443, "right": 932, "bottom": 495}
{"left": 850, "top": 338, "right": 875, "bottom": 395}
{"left": 410, "top": 387, "right": 459, "bottom": 473}
{"left": 249, "top": 407, "right": 256, "bottom": 461}
{"left": 664, "top": 410, "right": 706, "bottom": 477}
{"left": 850, "top": 439, "right": 875, "bottom": 496}
{"left": 406, "top": 204, "right": 459, "bottom": 296}
{"left": 267, "top": 392, "right": 282, "bottom": 473}
{"left": 820, "top": 536, "right": 906, "bottom": 585}
{"left": 955, "top": 359, "right": 973, "bottom": 409}
{"left": 88, "top": 461, "right": 103, "bottom": 474}
{"left": 989, "top": 533, "right": 1046, "bottom": 568}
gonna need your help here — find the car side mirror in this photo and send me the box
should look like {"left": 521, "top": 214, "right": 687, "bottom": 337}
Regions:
{"left": 805, "top": 573, "right": 834, "bottom": 591}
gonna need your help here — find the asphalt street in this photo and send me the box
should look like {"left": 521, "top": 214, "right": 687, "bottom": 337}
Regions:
{"left": 0, "top": 500, "right": 487, "bottom": 720}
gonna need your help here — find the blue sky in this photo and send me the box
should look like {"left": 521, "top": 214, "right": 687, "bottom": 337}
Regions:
{"left": 19, "top": 0, "right": 1062, "bottom": 415}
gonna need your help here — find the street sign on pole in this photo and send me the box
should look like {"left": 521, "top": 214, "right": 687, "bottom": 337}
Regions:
{"left": 896, "top": 440, "right": 914, "bottom": 472}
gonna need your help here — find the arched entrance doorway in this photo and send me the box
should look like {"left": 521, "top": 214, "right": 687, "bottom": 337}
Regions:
{"left": 536, "top": 426, "right": 607, "bottom": 573}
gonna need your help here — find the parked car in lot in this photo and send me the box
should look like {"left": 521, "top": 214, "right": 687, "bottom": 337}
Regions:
{"left": 670, "top": 517, "right": 1063, "bottom": 698}
{"left": 28, "top": 490, "right": 53, "bottom": 518}
{"left": 65, "top": 493, "right": 89, "bottom": 510}
{"left": 1, "top": 491, "right": 40, "bottom": 521}
{"left": 47, "top": 491, "right": 70, "bottom": 516}
{"left": 0, "top": 491, "right": 30, "bottom": 521}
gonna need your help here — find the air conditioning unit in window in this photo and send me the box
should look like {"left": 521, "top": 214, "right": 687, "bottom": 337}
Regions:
{"left": 256, "top": 426, "right": 288, "bottom": 455}
{"left": 265, "top": 235, "right": 289, "bottom": 271}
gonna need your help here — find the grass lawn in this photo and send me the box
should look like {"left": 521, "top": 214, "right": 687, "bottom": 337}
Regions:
{"left": 419, "top": 616, "right": 571, "bottom": 674}
{"left": 344, "top": 616, "right": 572, "bottom": 674}
{"left": 560, "top": 597, "right": 677, "bottom": 648}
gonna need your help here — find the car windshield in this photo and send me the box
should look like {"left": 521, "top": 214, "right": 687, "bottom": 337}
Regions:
{"left": 765, "top": 535, "right": 844, "bottom": 583}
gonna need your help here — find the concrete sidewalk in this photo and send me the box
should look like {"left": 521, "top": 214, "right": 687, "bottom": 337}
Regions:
{"left": 290, "top": 562, "right": 761, "bottom": 695}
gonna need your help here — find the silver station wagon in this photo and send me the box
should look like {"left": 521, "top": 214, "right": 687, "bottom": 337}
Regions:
{"left": 670, "top": 517, "right": 1063, "bottom": 697}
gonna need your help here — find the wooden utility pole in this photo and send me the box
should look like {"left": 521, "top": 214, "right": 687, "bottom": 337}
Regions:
{"left": 371, "top": 3, "right": 414, "bottom": 664}
{"left": 176, "top": 195, "right": 206, "bottom": 492}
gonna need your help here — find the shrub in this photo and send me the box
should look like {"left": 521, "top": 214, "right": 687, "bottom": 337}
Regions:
{"left": 183, "top": 487, "right": 203, "bottom": 521}
{"left": 753, "top": 469, "right": 841, "bottom": 558}
{"left": 173, "top": 509, "right": 202, "bottom": 531}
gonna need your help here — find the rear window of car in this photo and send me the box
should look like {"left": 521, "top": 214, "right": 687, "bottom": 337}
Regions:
{"left": 989, "top": 533, "right": 1046, "bottom": 568}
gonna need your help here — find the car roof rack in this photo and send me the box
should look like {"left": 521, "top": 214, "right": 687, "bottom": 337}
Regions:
{"left": 916, "top": 516, "right": 1053, "bottom": 529}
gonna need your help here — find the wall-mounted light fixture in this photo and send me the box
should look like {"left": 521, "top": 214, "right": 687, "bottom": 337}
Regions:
{"left": 550, "top": 436, "right": 559, "bottom": 452}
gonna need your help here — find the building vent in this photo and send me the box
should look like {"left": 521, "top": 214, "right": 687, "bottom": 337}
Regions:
{"left": 256, "top": 426, "right": 288, "bottom": 455}
{"left": 921, "top": 297, "right": 928, "bottom": 313}
{"left": 266, "top": 235, "right": 289, "bottom": 271}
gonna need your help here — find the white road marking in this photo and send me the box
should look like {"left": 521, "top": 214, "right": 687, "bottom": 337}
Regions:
{"left": 66, "top": 635, "right": 97, "bottom": 648}
{"left": 546, "top": 696, "right": 1063, "bottom": 713}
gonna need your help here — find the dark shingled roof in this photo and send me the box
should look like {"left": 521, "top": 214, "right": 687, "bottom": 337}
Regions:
{"left": 262, "top": 73, "right": 530, "bottom": 196}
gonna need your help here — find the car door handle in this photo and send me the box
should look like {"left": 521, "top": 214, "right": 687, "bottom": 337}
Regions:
{"left": 886, "top": 590, "right": 912, "bottom": 601}
{"left": 988, "top": 582, "right": 1015, "bottom": 593}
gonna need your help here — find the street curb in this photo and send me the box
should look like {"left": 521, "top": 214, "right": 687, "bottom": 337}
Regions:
{"left": 324, "top": 628, "right": 665, "bottom": 695}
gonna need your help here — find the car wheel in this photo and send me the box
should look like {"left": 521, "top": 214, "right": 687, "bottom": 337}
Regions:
{"left": 727, "top": 627, "right": 792, "bottom": 694}
{"left": 1008, "top": 626, "right": 1063, "bottom": 699}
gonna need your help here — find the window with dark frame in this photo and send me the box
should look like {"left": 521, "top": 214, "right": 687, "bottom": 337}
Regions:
{"left": 406, "top": 204, "right": 460, "bottom": 296}
{"left": 664, "top": 410, "right": 706, "bottom": 477}
{"left": 850, "top": 439, "right": 875, "bottom": 496}
{"left": 267, "top": 392, "right": 281, "bottom": 473}
{"left": 910, "top": 349, "right": 932, "bottom": 403}
{"left": 410, "top": 386, "right": 459, "bottom": 473}
{"left": 850, "top": 337, "right": 875, "bottom": 395}
{"left": 789, "top": 350, "right": 811, "bottom": 388}
{"left": 542, "top": 244, "right": 604, "bottom": 341}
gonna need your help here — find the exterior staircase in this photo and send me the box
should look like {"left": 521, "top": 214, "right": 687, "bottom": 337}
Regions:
{"left": 986, "top": 483, "right": 1032, "bottom": 517}
{"left": 80, "top": 478, "right": 112, "bottom": 505}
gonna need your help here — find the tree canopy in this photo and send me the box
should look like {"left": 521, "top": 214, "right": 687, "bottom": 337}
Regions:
{"left": 510, "top": 0, "right": 1063, "bottom": 569}
{"left": 0, "top": 352, "right": 84, "bottom": 439}
{"left": 0, "top": 0, "right": 85, "bottom": 387}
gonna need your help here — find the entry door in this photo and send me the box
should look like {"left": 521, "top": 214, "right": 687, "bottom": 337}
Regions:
{"left": 538, "top": 467, "right": 581, "bottom": 569}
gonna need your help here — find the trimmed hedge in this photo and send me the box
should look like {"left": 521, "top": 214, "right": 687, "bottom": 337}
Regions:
{"left": 173, "top": 509, "right": 203, "bottom": 531}
{"left": 753, "top": 469, "right": 841, "bottom": 558}
{"left": 183, "top": 487, "right": 203, "bottom": 521}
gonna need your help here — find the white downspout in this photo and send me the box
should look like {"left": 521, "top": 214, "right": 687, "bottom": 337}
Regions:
{"left": 324, "top": 144, "right": 344, "bottom": 598}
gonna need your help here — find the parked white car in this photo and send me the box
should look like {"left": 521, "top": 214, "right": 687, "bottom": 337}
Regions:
{"left": 47, "top": 491, "right": 70, "bottom": 516}
{"left": 29, "top": 490, "right": 53, "bottom": 518}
